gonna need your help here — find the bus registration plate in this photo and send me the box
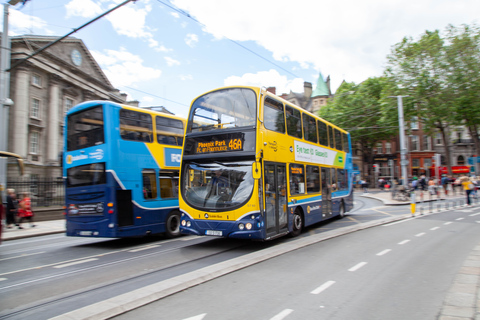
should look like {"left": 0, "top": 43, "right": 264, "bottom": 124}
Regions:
{"left": 206, "top": 230, "right": 223, "bottom": 236}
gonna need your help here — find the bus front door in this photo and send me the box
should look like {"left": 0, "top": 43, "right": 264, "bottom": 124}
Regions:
{"left": 321, "top": 168, "right": 332, "bottom": 218}
{"left": 264, "top": 163, "right": 288, "bottom": 237}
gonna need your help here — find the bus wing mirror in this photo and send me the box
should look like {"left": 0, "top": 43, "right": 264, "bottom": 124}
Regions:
{"left": 252, "top": 162, "right": 261, "bottom": 180}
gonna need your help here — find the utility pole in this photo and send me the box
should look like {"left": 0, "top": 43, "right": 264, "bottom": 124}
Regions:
{"left": 0, "top": 0, "right": 19, "bottom": 201}
{"left": 390, "top": 96, "right": 409, "bottom": 187}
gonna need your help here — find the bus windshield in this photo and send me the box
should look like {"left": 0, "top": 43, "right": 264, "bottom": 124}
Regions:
{"left": 67, "top": 105, "right": 104, "bottom": 151}
{"left": 183, "top": 161, "right": 254, "bottom": 210}
{"left": 187, "top": 88, "right": 257, "bottom": 133}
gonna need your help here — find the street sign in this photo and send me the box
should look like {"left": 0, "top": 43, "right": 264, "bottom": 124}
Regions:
{"left": 468, "top": 156, "right": 480, "bottom": 165}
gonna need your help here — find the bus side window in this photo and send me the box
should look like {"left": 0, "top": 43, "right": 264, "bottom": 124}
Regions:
{"left": 342, "top": 133, "right": 349, "bottom": 152}
{"left": 289, "top": 164, "right": 305, "bottom": 195}
{"left": 264, "top": 97, "right": 285, "bottom": 133}
{"left": 318, "top": 120, "right": 328, "bottom": 146}
{"left": 331, "top": 168, "right": 337, "bottom": 191}
{"left": 306, "top": 165, "right": 320, "bottom": 193}
{"left": 286, "top": 105, "right": 302, "bottom": 138}
{"left": 328, "top": 126, "right": 334, "bottom": 148}
{"left": 335, "top": 129, "right": 342, "bottom": 150}
{"left": 337, "top": 169, "right": 347, "bottom": 190}
{"left": 160, "top": 170, "right": 179, "bottom": 198}
{"left": 303, "top": 113, "right": 318, "bottom": 143}
{"left": 156, "top": 116, "right": 184, "bottom": 146}
{"left": 120, "top": 109, "right": 153, "bottom": 143}
{"left": 142, "top": 170, "right": 158, "bottom": 199}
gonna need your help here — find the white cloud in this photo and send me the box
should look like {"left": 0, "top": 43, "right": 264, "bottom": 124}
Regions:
{"left": 179, "top": 74, "right": 193, "bottom": 81}
{"left": 165, "top": 57, "right": 181, "bottom": 67}
{"left": 65, "top": 0, "right": 102, "bottom": 18}
{"left": 8, "top": 10, "right": 50, "bottom": 35}
{"left": 172, "top": 0, "right": 480, "bottom": 91}
{"left": 91, "top": 48, "right": 162, "bottom": 87}
{"left": 185, "top": 33, "right": 198, "bottom": 47}
{"left": 224, "top": 69, "right": 304, "bottom": 95}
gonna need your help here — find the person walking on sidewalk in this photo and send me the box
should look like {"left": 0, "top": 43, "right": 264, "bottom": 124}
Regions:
{"left": 6, "top": 189, "right": 18, "bottom": 228}
{"left": 17, "top": 192, "right": 35, "bottom": 229}
{"left": 460, "top": 175, "right": 474, "bottom": 206}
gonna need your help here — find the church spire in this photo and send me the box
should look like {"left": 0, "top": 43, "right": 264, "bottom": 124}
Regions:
{"left": 311, "top": 72, "right": 330, "bottom": 97}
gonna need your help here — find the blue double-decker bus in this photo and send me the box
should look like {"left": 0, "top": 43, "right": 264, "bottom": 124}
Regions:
{"left": 64, "top": 101, "right": 185, "bottom": 238}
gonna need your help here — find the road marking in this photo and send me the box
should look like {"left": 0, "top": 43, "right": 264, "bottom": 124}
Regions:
{"left": 128, "top": 245, "right": 160, "bottom": 252}
{"left": 430, "top": 227, "right": 440, "bottom": 231}
{"left": 470, "top": 212, "right": 480, "bottom": 216}
{"left": 383, "top": 217, "right": 415, "bottom": 226}
{"left": 0, "top": 278, "right": 6, "bottom": 281}
{"left": 0, "top": 251, "right": 45, "bottom": 262}
{"left": 376, "top": 249, "right": 391, "bottom": 256}
{"left": 270, "top": 309, "right": 294, "bottom": 320}
{"left": 311, "top": 280, "right": 336, "bottom": 294}
{"left": 183, "top": 314, "right": 206, "bottom": 320}
{"left": 349, "top": 262, "right": 367, "bottom": 272}
{"left": 415, "top": 233, "right": 426, "bottom": 237}
{"left": 444, "top": 222, "right": 453, "bottom": 225}
{"left": 53, "top": 258, "right": 99, "bottom": 269}
{"left": 398, "top": 240, "right": 410, "bottom": 245}
{"left": 456, "top": 218, "right": 465, "bottom": 221}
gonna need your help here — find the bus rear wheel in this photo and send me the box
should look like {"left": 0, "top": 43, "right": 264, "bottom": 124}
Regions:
{"left": 165, "top": 210, "right": 181, "bottom": 238}
{"left": 290, "top": 209, "right": 303, "bottom": 237}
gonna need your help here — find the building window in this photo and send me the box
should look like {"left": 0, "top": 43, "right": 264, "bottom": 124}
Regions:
{"left": 411, "top": 135, "right": 419, "bottom": 151}
{"left": 32, "top": 74, "right": 42, "bottom": 87}
{"left": 31, "top": 98, "right": 40, "bottom": 118}
{"left": 30, "top": 131, "right": 39, "bottom": 154}
{"left": 65, "top": 97, "right": 74, "bottom": 115}
{"left": 385, "top": 142, "right": 391, "bottom": 154}
{"left": 376, "top": 143, "right": 383, "bottom": 154}
{"left": 410, "top": 116, "right": 419, "bottom": 130}
{"left": 424, "top": 158, "right": 432, "bottom": 168}
{"left": 457, "top": 155, "right": 465, "bottom": 165}
{"left": 435, "top": 133, "right": 443, "bottom": 145}
{"left": 412, "top": 158, "right": 420, "bottom": 167}
{"left": 422, "top": 135, "right": 431, "bottom": 150}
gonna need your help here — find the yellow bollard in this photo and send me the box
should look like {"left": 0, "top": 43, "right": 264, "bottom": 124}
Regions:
{"left": 410, "top": 191, "right": 416, "bottom": 216}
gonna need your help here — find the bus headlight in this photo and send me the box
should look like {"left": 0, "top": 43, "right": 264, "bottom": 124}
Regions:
{"left": 246, "top": 223, "right": 253, "bottom": 230}
{"left": 238, "top": 223, "right": 245, "bottom": 230}
{"left": 181, "top": 220, "right": 186, "bottom": 226}
{"left": 187, "top": 221, "right": 191, "bottom": 227}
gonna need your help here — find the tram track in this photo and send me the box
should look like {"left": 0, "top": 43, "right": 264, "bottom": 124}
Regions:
{"left": 0, "top": 237, "right": 272, "bottom": 320}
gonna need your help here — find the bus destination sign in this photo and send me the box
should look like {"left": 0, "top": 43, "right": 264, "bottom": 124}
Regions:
{"left": 195, "top": 138, "right": 243, "bottom": 154}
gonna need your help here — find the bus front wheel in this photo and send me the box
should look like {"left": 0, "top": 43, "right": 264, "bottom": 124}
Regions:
{"left": 290, "top": 209, "right": 303, "bottom": 237}
{"left": 165, "top": 210, "right": 181, "bottom": 238}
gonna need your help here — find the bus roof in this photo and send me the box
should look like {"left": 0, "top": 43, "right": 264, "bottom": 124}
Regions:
{"left": 187, "top": 85, "right": 348, "bottom": 135}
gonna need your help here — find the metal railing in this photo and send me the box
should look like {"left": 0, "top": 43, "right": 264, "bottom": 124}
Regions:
{"left": 6, "top": 178, "right": 64, "bottom": 207}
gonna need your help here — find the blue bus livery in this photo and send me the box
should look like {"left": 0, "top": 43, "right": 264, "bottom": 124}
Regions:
{"left": 64, "top": 101, "right": 185, "bottom": 238}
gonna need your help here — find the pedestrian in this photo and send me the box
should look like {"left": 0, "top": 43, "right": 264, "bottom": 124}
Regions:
{"left": 411, "top": 176, "right": 418, "bottom": 190}
{"left": 361, "top": 179, "right": 368, "bottom": 193}
{"left": 419, "top": 175, "right": 427, "bottom": 191}
{"left": 460, "top": 175, "right": 474, "bottom": 206}
{"left": 6, "top": 188, "right": 18, "bottom": 228}
{"left": 441, "top": 174, "right": 450, "bottom": 196}
{"left": 17, "top": 192, "right": 35, "bottom": 229}
{"left": 428, "top": 178, "right": 437, "bottom": 196}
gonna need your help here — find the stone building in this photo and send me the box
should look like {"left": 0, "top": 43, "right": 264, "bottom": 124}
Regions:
{"left": 3, "top": 35, "right": 133, "bottom": 180}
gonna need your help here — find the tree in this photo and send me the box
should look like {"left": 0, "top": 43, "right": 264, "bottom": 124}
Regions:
{"left": 385, "top": 29, "right": 455, "bottom": 174}
{"left": 319, "top": 77, "right": 397, "bottom": 184}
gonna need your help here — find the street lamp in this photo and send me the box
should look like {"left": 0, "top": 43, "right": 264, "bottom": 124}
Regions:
{"left": 390, "top": 95, "right": 409, "bottom": 187}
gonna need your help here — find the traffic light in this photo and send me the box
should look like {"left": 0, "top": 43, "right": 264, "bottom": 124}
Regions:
{"left": 373, "top": 164, "right": 379, "bottom": 173}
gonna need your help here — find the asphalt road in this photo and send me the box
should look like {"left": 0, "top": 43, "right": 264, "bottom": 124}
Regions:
{"left": 114, "top": 206, "right": 480, "bottom": 320}
{"left": 0, "top": 195, "right": 477, "bottom": 319}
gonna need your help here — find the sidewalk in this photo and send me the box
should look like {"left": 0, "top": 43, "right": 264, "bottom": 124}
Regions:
{"left": 2, "top": 219, "right": 65, "bottom": 241}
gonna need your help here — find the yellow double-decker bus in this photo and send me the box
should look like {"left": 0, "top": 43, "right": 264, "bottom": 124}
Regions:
{"left": 179, "top": 86, "right": 353, "bottom": 240}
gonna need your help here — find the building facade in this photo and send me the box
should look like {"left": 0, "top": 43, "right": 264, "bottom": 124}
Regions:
{"left": 2, "top": 35, "right": 135, "bottom": 180}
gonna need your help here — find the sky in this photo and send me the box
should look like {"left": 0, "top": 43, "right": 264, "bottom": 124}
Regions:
{"left": 3, "top": 0, "right": 480, "bottom": 118}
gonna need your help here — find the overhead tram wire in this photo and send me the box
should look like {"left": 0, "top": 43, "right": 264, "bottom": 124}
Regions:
{"left": 156, "top": 0, "right": 300, "bottom": 79}
{"left": 121, "top": 86, "right": 189, "bottom": 108}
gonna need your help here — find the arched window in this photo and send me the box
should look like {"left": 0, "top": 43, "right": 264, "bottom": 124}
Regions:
{"left": 457, "top": 155, "right": 465, "bottom": 165}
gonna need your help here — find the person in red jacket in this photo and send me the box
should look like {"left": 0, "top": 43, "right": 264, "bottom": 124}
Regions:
{"left": 17, "top": 192, "right": 35, "bottom": 229}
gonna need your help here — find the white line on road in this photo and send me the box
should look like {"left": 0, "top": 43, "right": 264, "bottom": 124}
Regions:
{"left": 349, "top": 262, "right": 367, "bottom": 272}
{"left": 0, "top": 278, "right": 7, "bottom": 281}
{"left": 128, "top": 245, "right": 161, "bottom": 252}
{"left": 415, "top": 233, "right": 426, "bottom": 237}
{"left": 270, "top": 309, "right": 294, "bottom": 320}
{"left": 444, "top": 222, "right": 453, "bottom": 225}
{"left": 456, "top": 218, "right": 465, "bottom": 221}
{"left": 398, "top": 240, "right": 410, "bottom": 245}
{"left": 470, "top": 212, "right": 480, "bottom": 216}
{"left": 311, "top": 280, "right": 336, "bottom": 294}
{"left": 53, "top": 258, "right": 99, "bottom": 269}
{"left": 183, "top": 314, "right": 206, "bottom": 320}
{"left": 430, "top": 227, "right": 440, "bottom": 231}
{"left": 0, "top": 251, "right": 46, "bottom": 262}
{"left": 376, "top": 249, "right": 391, "bottom": 256}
